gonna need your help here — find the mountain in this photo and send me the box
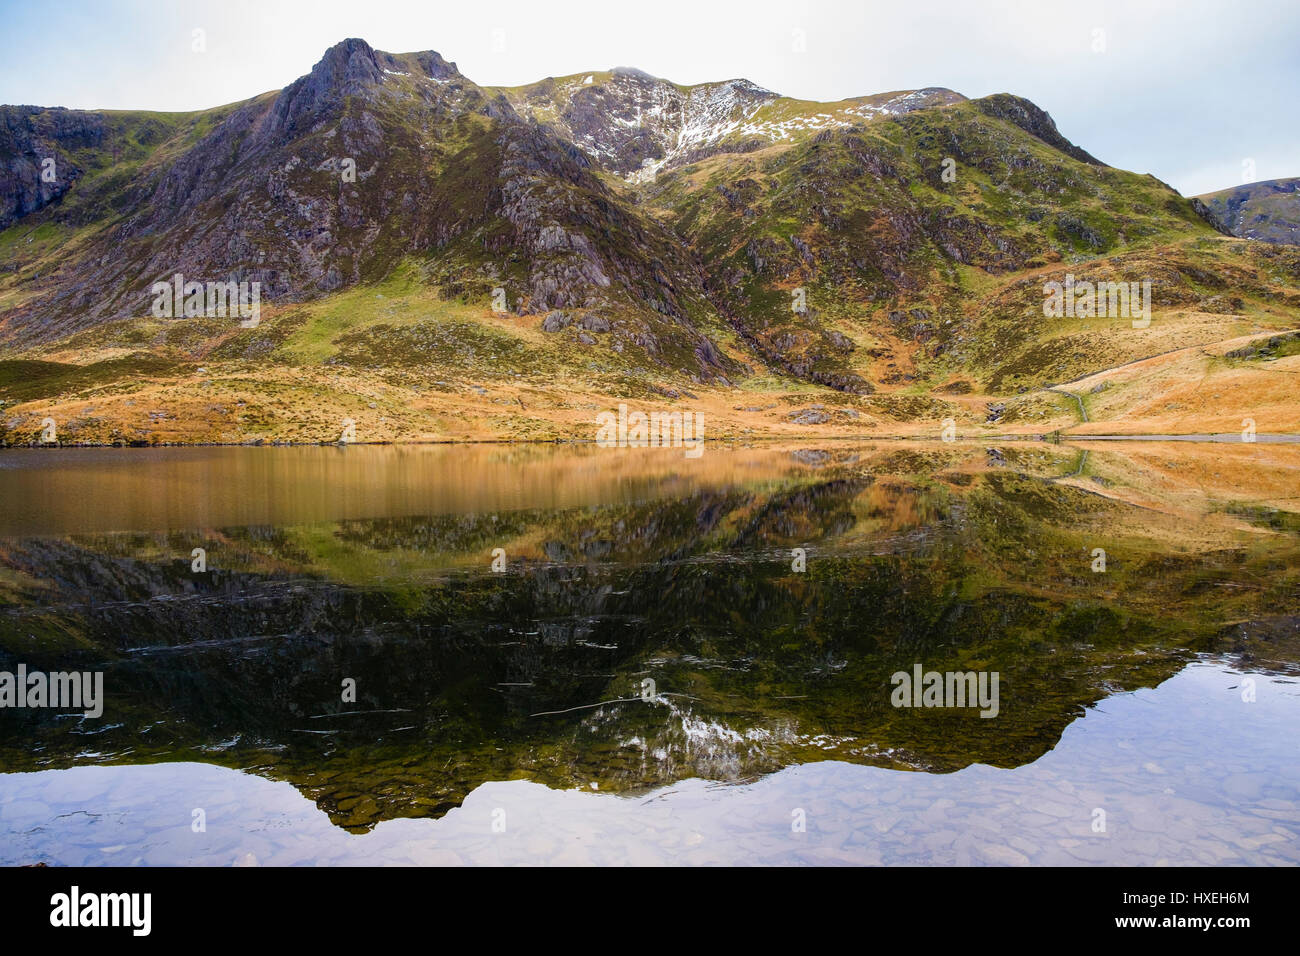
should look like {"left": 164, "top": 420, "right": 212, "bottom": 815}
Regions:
{"left": 1, "top": 38, "right": 1297, "bottom": 445}
{"left": 493, "top": 69, "right": 965, "bottom": 181}
{"left": 0, "top": 40, "right": 729, "bottom": 375}
{"left": 1195, "top": 177, "right": 1300, "bottom": 245}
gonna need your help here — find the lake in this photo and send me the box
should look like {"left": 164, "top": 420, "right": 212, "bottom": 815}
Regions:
{"left": 1, "top": 440, "right": 1297, "bottom": 865}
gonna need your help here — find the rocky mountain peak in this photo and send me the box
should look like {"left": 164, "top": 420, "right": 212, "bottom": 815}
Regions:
{"left": 973, "top": 93, "right": 1103, "bottom": 165}
{"left": 266, "top": 39, "right": 462, "bottom": 138}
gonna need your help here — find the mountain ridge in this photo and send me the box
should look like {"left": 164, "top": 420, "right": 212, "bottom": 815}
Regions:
{"left": 1, "top": 37, "right": 1297, "bottom": 446}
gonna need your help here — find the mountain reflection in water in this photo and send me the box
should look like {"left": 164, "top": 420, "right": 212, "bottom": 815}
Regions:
{"left": 0, "top": 441, "right": 1297, "bottom": 855}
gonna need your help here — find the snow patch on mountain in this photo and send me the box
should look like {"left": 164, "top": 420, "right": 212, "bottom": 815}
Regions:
{"left": 502, "top": 71, "right": 963, "bottom": 182}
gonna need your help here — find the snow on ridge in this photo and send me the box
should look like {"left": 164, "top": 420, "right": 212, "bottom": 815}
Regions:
{"left": 627, "top": 85, "right": 956, "bottom": 181}
{"left": 515, "top": 71, "right": 954, "bottom": 182}
{"left": 676, "top": 79, "right": 774, "bottom": 151}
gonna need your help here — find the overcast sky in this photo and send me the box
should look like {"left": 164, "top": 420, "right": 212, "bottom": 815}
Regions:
{"left": 1, "top": 0, "right": 1295, "bottom": 196}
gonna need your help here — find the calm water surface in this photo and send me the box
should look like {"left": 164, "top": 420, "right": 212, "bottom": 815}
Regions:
{"left": 1, "top": 442, "right": 1297, "bottom": 865}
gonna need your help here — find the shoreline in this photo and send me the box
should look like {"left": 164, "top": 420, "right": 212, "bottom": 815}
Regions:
{"left": 4, "top": 431, "right": 1299, "bottom": 450}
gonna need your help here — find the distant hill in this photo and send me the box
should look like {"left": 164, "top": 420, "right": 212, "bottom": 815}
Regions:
{"left": 1195, "top": 178, "right": 1300, "bottom": 245}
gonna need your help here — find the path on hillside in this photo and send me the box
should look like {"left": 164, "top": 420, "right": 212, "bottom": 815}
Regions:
{"left": 1039, "top": 326, "right": 1299, "bottom": 425}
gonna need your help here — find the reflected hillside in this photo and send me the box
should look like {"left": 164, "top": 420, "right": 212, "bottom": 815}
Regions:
{"left": 1, "top": 442, "right": 1297, "bottom": 831}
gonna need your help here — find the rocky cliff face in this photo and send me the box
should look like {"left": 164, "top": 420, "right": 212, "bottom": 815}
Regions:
{"left": 0, "top": 105, "right": 105, "bottom": 229}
